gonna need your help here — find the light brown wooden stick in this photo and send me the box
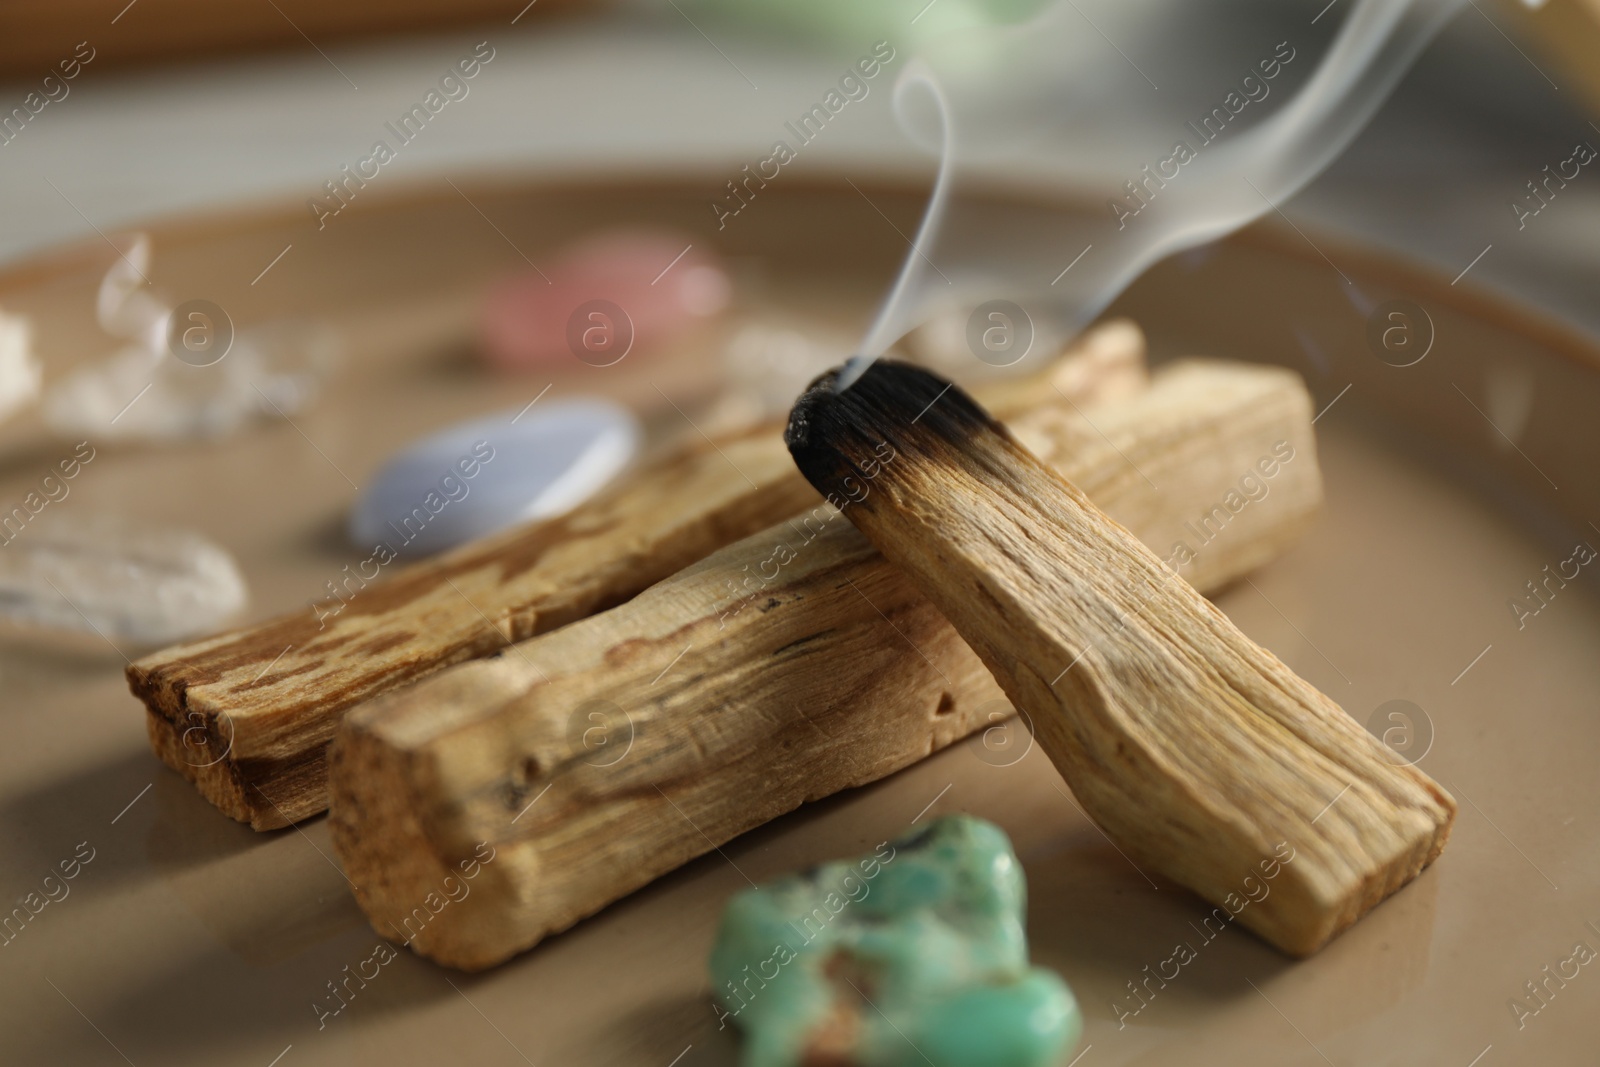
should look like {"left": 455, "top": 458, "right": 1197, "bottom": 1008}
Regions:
{"left": 785, "top": 360, "right": 1455, "bottom": 957}
{"left": 328, "top": 360, "right": 1322, "bottom": 970}
{"left": 126, "top": 322, "right": 1145, "bottom": 830}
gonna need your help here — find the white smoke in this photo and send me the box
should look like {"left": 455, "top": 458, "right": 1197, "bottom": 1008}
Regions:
{"left": 842, "top": 0, "right": 1467, "bottom": 387}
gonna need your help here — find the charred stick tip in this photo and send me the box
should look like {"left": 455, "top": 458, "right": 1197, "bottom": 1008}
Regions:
{"left": 783, "top": 360, "right": 995, "bottom": 499}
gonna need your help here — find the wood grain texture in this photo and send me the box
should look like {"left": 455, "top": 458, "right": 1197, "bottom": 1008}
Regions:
{"left": 328, "top": 359, "right": 1323, "bottom": 970}
{"left": 785, "top": 360, "right": 1455, "bottom": 957}
{"left": 126, "top": 322, "right": 1145, "bottom": 829}
{"left": 128, "top": 421, "right": 813, "bottom": 829}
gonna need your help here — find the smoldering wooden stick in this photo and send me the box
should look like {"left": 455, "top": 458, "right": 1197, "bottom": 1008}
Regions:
{"left": 784, "top": 360, "right": 1455, "bottom": 957}
{"left": 130, "top": 322, "right": 1146, "bottom": 830}
{"left": 329, "top": 359, "right": 1323, "bottom": 970}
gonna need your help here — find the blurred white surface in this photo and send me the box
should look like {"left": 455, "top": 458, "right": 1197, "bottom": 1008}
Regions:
{"left": 0, "top": 13, "right": 916, "bottom": 261}
{"left": 0, "top": 5, "right": 1595, "bottom": 335}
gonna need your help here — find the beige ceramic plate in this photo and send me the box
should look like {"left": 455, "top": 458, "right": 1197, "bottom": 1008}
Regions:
{"left": 0, "top": 178, "right": 1596, "bottom": 1066}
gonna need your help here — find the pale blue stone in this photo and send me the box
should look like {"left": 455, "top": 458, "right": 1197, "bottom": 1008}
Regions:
{"left": 348, "top": 398, "right": 637, "bottom": 555}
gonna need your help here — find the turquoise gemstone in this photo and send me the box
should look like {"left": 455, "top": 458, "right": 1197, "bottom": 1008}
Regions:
{"left": 708, "top": 814, "right": 1081, "bottom": 1067}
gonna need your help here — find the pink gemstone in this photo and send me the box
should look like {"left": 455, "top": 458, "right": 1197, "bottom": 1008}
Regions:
{"left": 481, "top": 230, "right": 730, "bottom": 370}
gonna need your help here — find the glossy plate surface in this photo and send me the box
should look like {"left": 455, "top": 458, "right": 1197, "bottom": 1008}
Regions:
{"left": 0, "top": 178, "right": 1594, "bottom": 1066}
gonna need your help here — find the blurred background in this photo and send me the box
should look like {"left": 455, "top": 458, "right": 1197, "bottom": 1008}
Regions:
{"left": 0, "top": 0, "right": 1595, "bottom": 310}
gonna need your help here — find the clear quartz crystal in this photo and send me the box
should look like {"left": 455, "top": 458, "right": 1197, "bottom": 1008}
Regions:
{"left": 0, "top": 309, "right": 41, "bottom": 425}
{"left": 42, "top": 233, "right": 333, "bottom": 442}
{"left": 0, "top": 516, "right": 248, "bottom": 645}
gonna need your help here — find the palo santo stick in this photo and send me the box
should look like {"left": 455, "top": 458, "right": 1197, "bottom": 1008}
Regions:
{"left": 127, "top": 322, "right": 1146, "bottom": 830}
{"left": 785, "top": 360, "right": 1455, "bottom": 957}
{"left": 329, "top": 359, "right": 1321, "bottom": 970}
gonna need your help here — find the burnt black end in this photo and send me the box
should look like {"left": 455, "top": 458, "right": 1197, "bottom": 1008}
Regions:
{"left": 784, "top": 359, "right": 995, "bottom": 501}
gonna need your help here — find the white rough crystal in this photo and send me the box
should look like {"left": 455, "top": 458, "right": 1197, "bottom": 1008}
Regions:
{"left": 0, "top": 516, "right": 249, "bottom": 645}
{"left": 0, "top": 309, "right": 40, "bottom": 425}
